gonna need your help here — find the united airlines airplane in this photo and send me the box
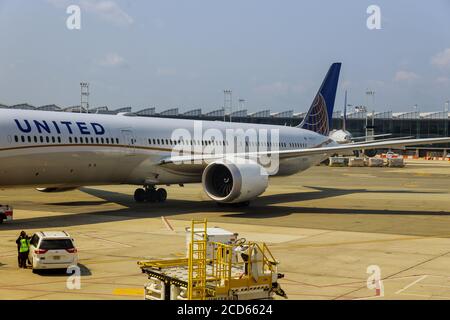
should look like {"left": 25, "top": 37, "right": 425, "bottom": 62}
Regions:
{"left": 1, "top": 63, "right": 449, "bottom": 206}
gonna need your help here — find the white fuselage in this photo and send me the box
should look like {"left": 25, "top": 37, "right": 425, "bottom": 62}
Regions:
{"left": 0, "top": 109, "right": 336, "bottom": 189}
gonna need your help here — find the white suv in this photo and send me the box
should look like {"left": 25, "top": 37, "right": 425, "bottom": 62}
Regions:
{"left": 29, "top": 231, "right": 78, "bottom": 272}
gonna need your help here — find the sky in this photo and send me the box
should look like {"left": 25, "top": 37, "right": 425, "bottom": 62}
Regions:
{"left": 0, "top": 0, "right": 449, "bottom": 114}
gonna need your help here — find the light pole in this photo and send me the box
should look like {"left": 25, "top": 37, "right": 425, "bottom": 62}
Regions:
{"left": 80, "top": 82, "right": 89, "bottom": 114}
{"left": 413, "top": 104, "right": 420, "bottom": 138}
{"left": 445, "top": 100, "right": 449, "bottom": 137}
{"left": 365, "top": 90, "right": 375, "bottom": 140}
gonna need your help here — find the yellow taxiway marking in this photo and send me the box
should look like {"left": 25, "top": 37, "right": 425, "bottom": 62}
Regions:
{"left": 113, "top": 288, "right": 144, "bottom": 296}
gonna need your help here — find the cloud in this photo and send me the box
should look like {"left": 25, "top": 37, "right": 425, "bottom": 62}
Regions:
{"left": 253, "top": 82, "right": 290, "bottom": 96}
{"left": 156, "top": 67, "right": 177, "bottom": 77}
{"left": 340, "top": 80, "right": 351, "bottom": 89}
{"left": 394, "top": 70, "right": 419, "bottom": 82}
{"left": 46, "top": 0, "right": 70, "bottom": 7}
{"left": 99, "top": 53, "right": 127, "bottom": 67}
{"left": 47, "top": 0, "right": 133, "bottom": 26}
{"left": 431, "top": 48, "right": 450, "bottom": 69}
{"left": 435, "top": 76, "right": 449, "bottom": 85}
{"left": 153, "top": 18, "right": 165, "bottom": 30}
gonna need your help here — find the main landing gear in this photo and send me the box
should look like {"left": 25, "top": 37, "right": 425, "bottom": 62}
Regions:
{"left": 134, "top": 186, "right": 167, "bottom": 203}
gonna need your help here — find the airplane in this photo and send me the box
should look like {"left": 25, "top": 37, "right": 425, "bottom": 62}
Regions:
{"left": 1, "top": 62, "right": 449, "bottom": 207}
{"left": 330, "top": 90, "right": 392, "bottom": 144}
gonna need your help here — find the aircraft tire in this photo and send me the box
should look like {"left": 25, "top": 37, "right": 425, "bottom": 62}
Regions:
{"left": 156, "top": 188, "right": 167, "bottom": 202}
{"left": 134, "top": 188, "right": 146, "bottom": 202}
{"left": 145, "top": 189, "right": 157, "bottom": 203}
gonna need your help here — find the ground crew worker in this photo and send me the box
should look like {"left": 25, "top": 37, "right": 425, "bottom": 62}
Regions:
{"left": 16, "top": 231, "right": 30, "bottom": 269}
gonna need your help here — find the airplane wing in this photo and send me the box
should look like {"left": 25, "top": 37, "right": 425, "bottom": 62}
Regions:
{"left": 160, "top": 137, "right": 450, "bottom": 165}
{"left": 349, "top": 136, "right": 414, "bottom": 144}
{"left": 351, "top": 133, "right": 392, "bottom": 141}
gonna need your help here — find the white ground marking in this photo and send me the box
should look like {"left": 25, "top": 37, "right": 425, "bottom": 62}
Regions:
{"left": 395, "top": 275, "right": 429, "bottom": 295}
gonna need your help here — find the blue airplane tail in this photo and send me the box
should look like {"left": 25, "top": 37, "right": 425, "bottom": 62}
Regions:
{"left": 298, "top": 63, "right": 341, "bottom": 135}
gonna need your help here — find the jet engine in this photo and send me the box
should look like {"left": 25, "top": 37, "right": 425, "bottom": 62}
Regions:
{"left": 202, "top": 158, "right": 268, "bottom": 204}
{"left": 363, "top": 149, "right": 378, "bottom": 158}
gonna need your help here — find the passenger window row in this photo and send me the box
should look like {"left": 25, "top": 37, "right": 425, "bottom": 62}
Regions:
{"left": 14, "top": 135, "right": 120, "bottom": 145}
{"left": 147, "top": 138, "right": 305, "bottom": 149}
{"left": 14, "top": 134, "right": 307, "bottom": 149}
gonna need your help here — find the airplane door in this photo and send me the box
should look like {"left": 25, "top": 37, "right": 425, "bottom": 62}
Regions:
{"left": 121, "top": 129, "right": 136, "bottom": 155}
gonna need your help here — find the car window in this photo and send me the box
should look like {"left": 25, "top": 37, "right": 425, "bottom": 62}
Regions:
{"left": 39, "top": 239, "right": 74, "bottom": 250}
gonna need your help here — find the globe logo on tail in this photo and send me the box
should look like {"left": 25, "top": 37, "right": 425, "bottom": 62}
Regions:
{"left": 300, "top": 93, "right": 329, "bottom": 136}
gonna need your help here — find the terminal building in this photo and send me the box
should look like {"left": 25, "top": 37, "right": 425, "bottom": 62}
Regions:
{"left": 1, "top": 103, "right": 449, "bottom": 154}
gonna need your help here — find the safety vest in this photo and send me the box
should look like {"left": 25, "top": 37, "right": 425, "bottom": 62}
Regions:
{"left": 19, "top": 238, "right": 29, "bottom": 253}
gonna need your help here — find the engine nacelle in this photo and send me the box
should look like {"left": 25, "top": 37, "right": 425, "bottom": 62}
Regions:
{"left": 202, "top": 158, "right": 268, "bottom": 204}
{"left": 36, "top": 187, "right": 79, "bottom": 193}
{"left": 364, "top": 149, "right": 378, "bottom": 158}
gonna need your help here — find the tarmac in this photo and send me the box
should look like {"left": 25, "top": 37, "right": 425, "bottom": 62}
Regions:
{"left": 0, "top": 159, "right": 449, "bottom": 300}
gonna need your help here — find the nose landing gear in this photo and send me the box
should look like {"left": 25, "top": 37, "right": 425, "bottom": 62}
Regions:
{"left": 134, "top": 186, "right": 167, "bottom": 203}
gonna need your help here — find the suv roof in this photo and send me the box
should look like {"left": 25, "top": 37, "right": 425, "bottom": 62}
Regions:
{"left": 36, "top": 231, "right": 71, "bottom": 239}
